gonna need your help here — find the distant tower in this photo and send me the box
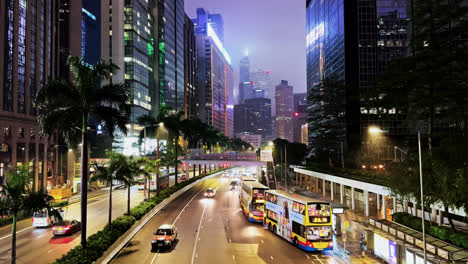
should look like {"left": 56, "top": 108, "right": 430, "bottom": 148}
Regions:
{"left": 275, "top": 80, "right": 294, "bottom": 142}
{"left": 238, "top": 56, "right": 252, "bottom": 104}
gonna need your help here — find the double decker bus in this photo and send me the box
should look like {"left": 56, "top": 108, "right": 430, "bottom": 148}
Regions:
{"left": 240, "top": 181, "right": 269, "bottom": 222}
{"left": 264, "top": 190, "right": 333, "bottom": 251}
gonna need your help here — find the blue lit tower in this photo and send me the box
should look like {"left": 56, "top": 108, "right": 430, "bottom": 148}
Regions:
{"left": 192, "top": 8, "right": 234, "bottom": 137}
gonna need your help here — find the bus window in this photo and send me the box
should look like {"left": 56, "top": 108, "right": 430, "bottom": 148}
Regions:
{"left": 252, "top": 188, "right": 265, "bottom": 199}
{"left": 293, "top": 202, "right": 306, "bottom": 215}
{"left": 292, "top": 221, "right": 305, "bottom": 237}
{"left": 267, "top": 210, "right": 278, "bottom": 221}
{"left": 308, "top": 203, "right": 331, "bottom": 217}
{"left": 306, "top": 226, "right": 332, "bottom": 241}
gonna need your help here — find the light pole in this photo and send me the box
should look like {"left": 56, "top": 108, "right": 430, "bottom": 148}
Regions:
{"left": 418, "top": 130, "right": 427, "bottom": 264}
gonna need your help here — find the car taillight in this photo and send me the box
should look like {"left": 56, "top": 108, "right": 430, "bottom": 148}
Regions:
{"left": 328, "top": 241, "right": 333, "bottom": 248}
{"left": 63, "top": 226, "right": 70, "bottom": 230}
{"left": 32, "top": 218, "right": 34, "bottom": 223}
{"left": 52, "top": 226, "right": 57, "bottom": 230}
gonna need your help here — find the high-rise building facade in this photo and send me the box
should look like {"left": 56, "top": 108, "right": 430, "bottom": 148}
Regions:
{"left": 306, "top": 0, "right": 409, "bottom": 151}
{"left": 234, "top": 104, "right": 252, "bottom": 134}
{"left": 238, "top": 56, "right": 252, "bottom": 104}
{"left": 293, "top": 93, "right": 307, "bottom": 143}
{"left": 245, "top": 97, "right": 272, "bottom": 140}
{"left": 275, "top": 80, "right": 294, "bottom": 142}
{"left": 0, "top": 0, "right": 65, "bottom": 189}
{"left": 192, "top": 8, "right": 234, "bottom": 137}
{"left": 184, "top": 14, "right": 197, "bottom": 118}
{"left": 156, "top": 0, "right": 185, "bottom": 112}
{"left": 102, "top": 0, "right": 186, "bottom": 154}
{"left": 251, "top": 69, "right": 274, "bottom": 113}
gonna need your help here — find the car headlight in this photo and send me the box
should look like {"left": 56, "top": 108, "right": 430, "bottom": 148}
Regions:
{"left": 165, "top": 240, "right": 170, "bottom": 244}
{"left": 152, "top": 240, "right": 157, "bottom": 243}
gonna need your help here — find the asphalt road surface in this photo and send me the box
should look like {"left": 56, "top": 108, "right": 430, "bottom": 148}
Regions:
{"left": 112, "top": 167, "right": 353, "bottom": 264}
{"left": 0, "top": 186, "right": 145, "bottom": 264}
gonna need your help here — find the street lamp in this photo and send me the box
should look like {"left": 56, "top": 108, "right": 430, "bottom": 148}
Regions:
{"left": 368, "top": 126, "right": 383, "bottom": 134}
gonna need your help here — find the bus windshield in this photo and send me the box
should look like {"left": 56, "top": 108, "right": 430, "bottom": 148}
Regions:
{"left": 308, "top": 203, "right": 330, "bottom": 217}
{"left": 252, "top": 188, "right": 265, "bottom": 199}
{"left": 306, "top": 226, "right": 332, "bottom": 241}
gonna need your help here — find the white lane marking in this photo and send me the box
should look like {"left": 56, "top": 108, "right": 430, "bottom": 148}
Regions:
{"left": 229, "top": 238, "right": 232, "bottom": 243}
{"left": 0, "top": 226, "right": 34, "bottom": 241}
{"left": 172, "top": 188, "right": 205, "bottom": 226}
{"left": 149, "top": 249, "right": 160, "bottom": 264}
{"left": 314, "top": 255, "right": 325, "bottom": 264}
{"left": 270, "top": 256, "right": 274, "bottom": 260}
{"left": 191, "top": 205, "right": 207, "bottom": 264}
{"left": 48, "top": 249, "right": 54, "bottom": 254}
{"left": 261, "top": 239, "right": 264, "bottom": 243}
{"left": 305, "top": 254, "right": 310, "bottom": 259}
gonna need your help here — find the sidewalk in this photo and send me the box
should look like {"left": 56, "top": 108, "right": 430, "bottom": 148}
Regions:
{"left": 299, "top": 190, "right": 385, "bottom": 264}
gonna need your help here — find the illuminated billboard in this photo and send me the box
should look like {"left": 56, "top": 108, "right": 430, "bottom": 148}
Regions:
{"left": 374, "top": 234, "right": 397, "bottom": 264}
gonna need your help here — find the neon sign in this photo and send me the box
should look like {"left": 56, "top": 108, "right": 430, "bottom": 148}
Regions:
{"left": 207, "top": 23, "right": 231, "bottom": 65}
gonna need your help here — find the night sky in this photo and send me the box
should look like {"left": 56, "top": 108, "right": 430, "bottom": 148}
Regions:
{"left": 185, "top": 0, "right": 307, "bottom": 102}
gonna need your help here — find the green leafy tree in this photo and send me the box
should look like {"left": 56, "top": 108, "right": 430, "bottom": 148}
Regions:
{"left": 36, "top": 56, "right": 131, "bottom": 248}
{"left": 0, "top": 165, "right": 59, "bottom": 264}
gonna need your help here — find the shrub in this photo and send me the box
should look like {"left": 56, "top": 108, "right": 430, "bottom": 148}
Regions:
{"left": 50, "top": 200, "right": 69, "bottom": 208}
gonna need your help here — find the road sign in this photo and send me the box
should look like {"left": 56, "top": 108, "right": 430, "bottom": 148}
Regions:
{"left": 344, "top": 220, "right": 350, "bottom": 229}
{"left": 342, "top": 230, "right": 347, "bottom": 242}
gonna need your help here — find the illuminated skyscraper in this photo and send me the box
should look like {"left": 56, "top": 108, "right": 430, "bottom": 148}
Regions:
{"left": 193, "top": 8, "right": 234, "bottom": 137}
{"left": 251, "top": 69, "right": 274, "bottom": 114}
{"left": 306, "top": 0, "right": 409, "bottom": 151}
{"left": 275, "top": 80, "right": 294, "bottom": 142}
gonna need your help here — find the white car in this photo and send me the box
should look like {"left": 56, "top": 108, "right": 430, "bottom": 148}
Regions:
{"left": 32, "top": 209, "right": 53, "bottom": 227}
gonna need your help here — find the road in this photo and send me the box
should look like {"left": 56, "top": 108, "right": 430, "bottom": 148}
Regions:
{"left": 0, "top": 186, "right": 145, "bottom": 264}
{"left": 112, "top": 167, "right": 362, "bottom": 264}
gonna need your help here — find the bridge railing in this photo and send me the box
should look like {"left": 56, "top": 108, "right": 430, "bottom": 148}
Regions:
{"left": 183, "top": 153, "right": 258, "bottom": 161}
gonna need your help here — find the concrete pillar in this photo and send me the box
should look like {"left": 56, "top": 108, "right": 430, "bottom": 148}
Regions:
{"left": 393, "top": 197, "right": 397, "bottom": 214}
{"left": 330, "top": 182, "right": 334, "bottom": 201}
{"left": 437, "top": 209, "right": 443, "bottom": 225}
{"left": 351, "top": 187, "right": 355, "bottom": 210}
{"left": 295, "top": 173, "right": 298, "bottom": 185}
{"left": 323, "top": 179, "right": 326, "bottom": 197}
{"left": 315, "top": 177, "right": 319, "bottom": 192}
{"left": 404, "top": 201, "right": 409, "bottom": 213}
{"left": 431, "top": 207, "right": 437, "bottom": 222}
{"left": 340, "top": 184, "right": 344, "bottom": 204}
{"left": 204, "top": 164, "right": 206, "bottom": 174}
{"left": 382, "top": 196, "right": 387, "bottom": 220}
{"left": 364, "top": 190, "right": 369, "bottom": 216}
{"left": 377, "top": 194, "right": 380, "bottom": 210}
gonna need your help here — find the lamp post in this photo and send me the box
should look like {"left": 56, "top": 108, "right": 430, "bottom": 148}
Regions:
{"left": 142, "top": 122, "right": 164, "bottom": 197}
{"left": 418, "top": 130, "right": 427, "bottom": 264}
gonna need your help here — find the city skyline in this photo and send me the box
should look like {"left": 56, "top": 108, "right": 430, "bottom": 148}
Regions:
{"left": 185, "top": 0, "right": 307, "bottom": 100}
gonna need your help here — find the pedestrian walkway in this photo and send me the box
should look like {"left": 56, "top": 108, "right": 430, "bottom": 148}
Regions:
{"left": 299, "top": 190, "right": 385, "bottom": 264}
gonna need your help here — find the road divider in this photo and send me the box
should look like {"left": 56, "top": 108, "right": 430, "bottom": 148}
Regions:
{"left": 53, "top": 168, "right": 229, "bottom": 264}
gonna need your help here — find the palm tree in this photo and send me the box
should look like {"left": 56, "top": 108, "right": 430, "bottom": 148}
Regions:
{"left": 36, "top": 56, "right": 131, "bottom": 248}
{"left": 0, "top": 165, "right": 57, "bottom": 264}
{"left": 90, "top": 156, "right": 117, "bottom": 227}
{"left": 134, "top": 157, "right": 158, "bottom": 201}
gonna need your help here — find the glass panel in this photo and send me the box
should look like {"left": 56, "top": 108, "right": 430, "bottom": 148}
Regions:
{"left": 306, "top": 226, "right": 332, "bottom": 241}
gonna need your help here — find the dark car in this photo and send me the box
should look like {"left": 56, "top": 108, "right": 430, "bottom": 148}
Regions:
{"left": 204, "top": 188, "right": 216, "bottom": 198}
{"left": 52, "top": 220, "right": 81, "bottom": 236}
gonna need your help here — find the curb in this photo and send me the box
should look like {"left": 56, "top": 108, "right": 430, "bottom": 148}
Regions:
{"left": 96, "top": 170, "right": 225, "bottom": 264}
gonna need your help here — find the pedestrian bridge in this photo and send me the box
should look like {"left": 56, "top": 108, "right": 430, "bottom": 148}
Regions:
{"left": 181, "top": 153, "right": 266, "bottom": 166}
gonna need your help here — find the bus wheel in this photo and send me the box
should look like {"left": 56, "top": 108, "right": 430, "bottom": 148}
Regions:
{"left": 273, "top": 225, "right": 277, "bottom": 234}
{"left": 294, "top": 237, "right": 298, "bottom": 247}
{"left": 268, "top": 223, "right": 272, "bottom": 231}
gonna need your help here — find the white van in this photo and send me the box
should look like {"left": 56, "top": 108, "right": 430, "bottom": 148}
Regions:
{"left": 32, "top": 208, "right": 64, "bottom": 227}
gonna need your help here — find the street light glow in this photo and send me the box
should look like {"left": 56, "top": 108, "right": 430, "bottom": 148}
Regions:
{"left": 368, "top": 126, "right": 383, "bottom": 134}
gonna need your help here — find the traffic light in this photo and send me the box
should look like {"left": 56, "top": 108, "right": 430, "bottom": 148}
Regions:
{"left": 294, "top": 112, "right": 299, "bottom": 117}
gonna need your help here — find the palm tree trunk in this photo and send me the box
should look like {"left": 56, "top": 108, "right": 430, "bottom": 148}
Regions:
{"left": 108, "top": 180, "right": 112, "bottom": 227}
{"left": 156, "top": 137, "right": 160, "bottom": 196}
{"left": 175, "top": 137, "right": 178, "bottom": 186}
{"left": 445, "top": 205, "right": 456, "bottom": 232}
{"left": 11, "top": 213, "right": 16, "bottom": 264}
{"left": 127, "top": 185, "right": 131, "bottom": 215}
{"left": 80, "top": 122, "right": 88, "bottom": 249}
